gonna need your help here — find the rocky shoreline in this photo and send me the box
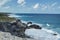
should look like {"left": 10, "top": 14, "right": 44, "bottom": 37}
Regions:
{"left": 0, "top": 19, "right": 42, "bottom": 38}
{"left": 0, "top": 13, "right": 58, "bottom": 40}
{"left": 0, "top": 13, "right": 42, "bottom": 39}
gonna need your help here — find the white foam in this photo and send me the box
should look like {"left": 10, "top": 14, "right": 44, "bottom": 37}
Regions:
{"left": 21, "top": 20, "right": 27, "bottom": 24}
{"left": 23, "top": 21, "right": 60, "bottom": 40}
{"left": 20, "top": 15, "right": 33, "bottom": 17}
{"left": 22, "top": 20, "right": 58, "bottom": 34}
{"left": 8, "top": 14, "right": 22, "bottom": 18}
{"left": 25, "top": 29, "right": 60, "bottom": 40}
{"left": 21, "top": 20, "right": 43, "bottom": 27}
{"left": 42, "top": 28, "right": 57, "bottom": 33}
{"left": 56, "top": 34, "right": 60, "bottom": 38}
{"left": 8, "top": 14, "right": 33, "bottom": 18}
{"left": 46, "top": 23, "right": 50, "bottom": 27}
{"left": 32, "top": 22, "right": 43, "bottom": 27}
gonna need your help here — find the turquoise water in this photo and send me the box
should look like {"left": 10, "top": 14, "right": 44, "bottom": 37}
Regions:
{"left": 10, "top": 14, "right": 60, "bottom": 34}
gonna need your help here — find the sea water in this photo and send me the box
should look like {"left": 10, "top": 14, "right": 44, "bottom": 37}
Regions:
{"left": 9, "top": 13, "right": 60, "bottom": 40}
{"left": 11, "top": 14, "right": 60, "bottom": 33}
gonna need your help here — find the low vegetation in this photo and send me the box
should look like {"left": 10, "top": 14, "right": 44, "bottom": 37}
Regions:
{"left": 0, "top": 13, "right": 16, "bottom": 22}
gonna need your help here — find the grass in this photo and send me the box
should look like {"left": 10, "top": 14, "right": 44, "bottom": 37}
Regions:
{"left": 0, "top": 13, "right": 16, "bottom": 22}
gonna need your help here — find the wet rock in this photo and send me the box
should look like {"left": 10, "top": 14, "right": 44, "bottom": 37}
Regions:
{"left": 53, "top": 33, "right": 57, "bottom": 36}
{"left": 0, "top": 22, "right": 11, "bottom": 32}
{"left": 10, "top": 23, "right": 27, "bottom": 38}
{"left": 29, "top": 24, "right": 42, "bottom": 29}
{"left": 27, "top": 22, "right": 32, "bottom": 28}
{"left": 0, "top": 22, "right": 4, "bottom": 31}
{"left": 27, "top": 22, "right": 32, "bottom": 25}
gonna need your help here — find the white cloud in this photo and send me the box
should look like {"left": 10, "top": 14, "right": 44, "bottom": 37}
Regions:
{"left": 0, "top": 0, "right": 10, "bottom": 7}
{"left": 33, "top": 3, "right": 39, "bottom": 9}
{"left": 41, "top": 2, "right": 57, "bottom": 11}
{"left": 51, "top": 2, "right": 57, "bottom": 7}
{"left": 4, "top": 6, "right": 10, "bottom": 9}
{"left": 58, "top": 6, "right": 60, "bottom": 9}
{"left": 33, "top": 2, "right": 58, "bottom": 11}
{"left": 17, "top": 0, "right": 26, "bottom": 6}
{"left": 37, "top": 2, "right": 57, "bottom": 11}
{"left": 42, "top": 6, "right": 47, "bottom": 11}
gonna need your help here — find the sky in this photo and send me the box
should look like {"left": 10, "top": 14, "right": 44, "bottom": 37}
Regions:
{"left": 0, "top": 0, "right": 60, "bottom": 13}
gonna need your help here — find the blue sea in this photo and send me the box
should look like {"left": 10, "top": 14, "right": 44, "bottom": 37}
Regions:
{"left": 9, "top": 14, "right": 60, "bottom": 34}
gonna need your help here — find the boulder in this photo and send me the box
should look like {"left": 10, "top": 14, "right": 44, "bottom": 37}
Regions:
{"left": 53, "top": 33, "right": 57, "bottom": 36}
{"left": 0, "top": 22, "right": 11, "bottom": 32}
{"left": 10, "top": 23, "right": 27, "bottom": 38}
{"left": 0, "top": 22, "right": 4, "bottom": 31}
{"left": 29, "top": 24, "right": 42, "bottom": 29}
{"left": 27, "top": 22, "right": 32, "bottom": 24}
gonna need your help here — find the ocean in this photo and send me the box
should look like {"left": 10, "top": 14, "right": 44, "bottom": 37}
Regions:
{"left": 9, "top": 14, "right": 60, "bottom": 40}
{"left": 9, "top": 14, "right": 60, "bottom": 34}
{"left": 11, "top": 14, "right": 59, "bottom": 33}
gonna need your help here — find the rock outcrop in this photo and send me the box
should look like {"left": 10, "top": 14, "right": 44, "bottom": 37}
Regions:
{"left": 0, "top": 19, "right": 42, "bottom": 38}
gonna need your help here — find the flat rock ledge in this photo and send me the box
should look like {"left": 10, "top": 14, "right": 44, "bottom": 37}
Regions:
{"left": 0, "top": 31, "right": 35, "bottom": 40}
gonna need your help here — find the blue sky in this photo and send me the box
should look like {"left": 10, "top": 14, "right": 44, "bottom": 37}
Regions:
{"left": 0, "top": 0, "right": 60, "bottom": 13}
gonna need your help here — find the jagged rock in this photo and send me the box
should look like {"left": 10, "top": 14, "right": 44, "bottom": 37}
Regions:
{"left": 22, "top": 23, "right": 27, "bottom": 27}
{"left": 10, "top": 20, "right": 27, "bottom": 38}
{"left": 0, "top": 22, "right": 11, "bottom": 32}
{"left": 0, "top": 22, "right": 4, "bottom": 31}
{"left": 0, "top": 19, "right": 42, "bottom": 38}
